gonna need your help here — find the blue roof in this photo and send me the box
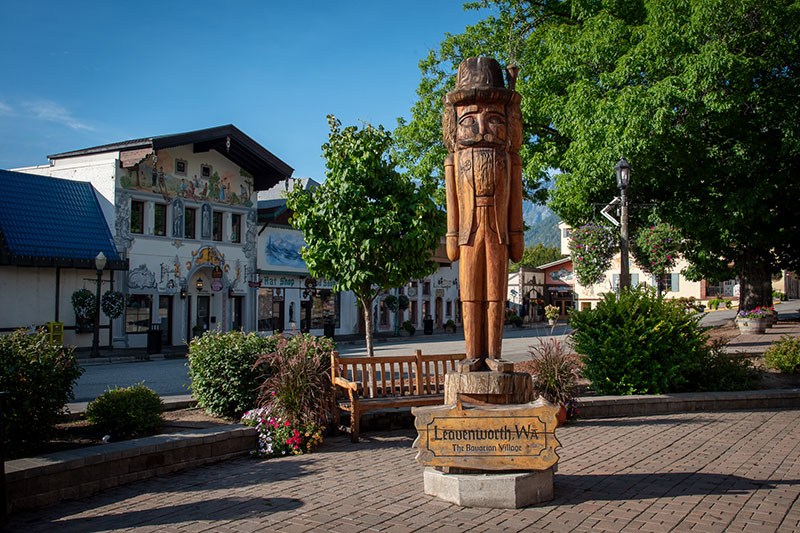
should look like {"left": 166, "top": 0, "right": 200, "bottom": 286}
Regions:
{"left": 0, "top": 169, "right": 122, "bottom": 267}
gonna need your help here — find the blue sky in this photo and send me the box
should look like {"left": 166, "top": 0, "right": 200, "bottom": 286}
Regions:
{"left": 0, "top": 1, "right": 488, "bottom": 181}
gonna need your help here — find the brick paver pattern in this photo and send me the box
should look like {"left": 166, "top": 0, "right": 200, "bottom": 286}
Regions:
{"left": 9, "top": 409, "right": 800, "bottom": 532}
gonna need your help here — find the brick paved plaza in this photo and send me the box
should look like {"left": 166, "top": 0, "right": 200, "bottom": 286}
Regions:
{"left": 9, "top": 408, "right": 800, "bottom": 532}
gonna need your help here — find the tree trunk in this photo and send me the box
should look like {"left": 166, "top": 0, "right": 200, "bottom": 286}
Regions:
{"left": 738, "top": 254, "right": 774, "bottom": 311}
{"left": 360, "top": 295, "right": 375, "bottom": 357}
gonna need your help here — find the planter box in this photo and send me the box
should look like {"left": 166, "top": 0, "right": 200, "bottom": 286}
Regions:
{"left": 736, "top": 317, "right": 767, "bottom": 334}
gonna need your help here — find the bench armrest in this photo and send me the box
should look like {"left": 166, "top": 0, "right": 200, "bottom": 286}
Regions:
{"left": 333, "top": 376, "right": 358, "bottom": 391}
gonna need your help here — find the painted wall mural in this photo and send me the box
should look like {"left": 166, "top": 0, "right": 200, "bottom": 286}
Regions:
{"left": 548, "top": 267, "right": 575, "bottom": 284}
{"left": 119, "top": 150, "right": 254, "bottom": 207}
{"left": 263, "top": 228, "right": 307, "bottom": 272}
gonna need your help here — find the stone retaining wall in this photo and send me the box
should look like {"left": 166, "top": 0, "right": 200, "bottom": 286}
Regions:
{"left": 7, "top": 425, "right": 256, "bottom": 513}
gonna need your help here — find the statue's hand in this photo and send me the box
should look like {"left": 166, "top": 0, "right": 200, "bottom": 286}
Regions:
{"left": 509, "top": 233, "right": 524, "bottom": 263}
{"left": 447, "top": 234, "right": 460, "bottom": 261}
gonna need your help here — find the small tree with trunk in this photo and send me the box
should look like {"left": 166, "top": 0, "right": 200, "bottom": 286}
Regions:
{"left": 287, "top": 116, "right": 444, "bottom": 356}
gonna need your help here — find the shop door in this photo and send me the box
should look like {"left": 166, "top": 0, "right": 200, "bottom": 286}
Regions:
{"left": 554, "top": 298, "right": 573, "bottom": 318}
{"left": 435, "top": 296, "right": 443, "bottom": 328}
{"left": 272, "top": 299, "right": 284, "bottom": 333}
{"left": 231, "top": 296, "right": 243, "bottom": 331}
{"left": 158, "top": 296, "right": 172, "bottom": 346}
{"left": 197, "top": 296, "right": 210, "bottom": 332}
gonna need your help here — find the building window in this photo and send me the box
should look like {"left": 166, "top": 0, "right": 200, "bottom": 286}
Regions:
{"left": 154, "top": 203, "right": 167, "bottom": 236}
{"left": 659, "top": 273, "right": 679, "bottom": 293}
{"left": 231, "top": 214, "right": 241, "bottom": 243}
{"left": 423, "top": 281, "right": 431, "bottom": 296}
{"left": 705, "top": 281, "right": 724, "bottom": 297}
{"left": 446, "top": 300, "right": 452, "bottom": 318}
{"left": 201, "top": 164, "right": 212, "bottom": 178}
{"left": 130, "top": 200, "right": 144, "bottom": 234}
{"left": 212, "top": 211, "right": 223, "bottom": 241}
{"left": 175, "top": 159, "right": 187, "bottom": 175}
{"left": 125, "top": 294, "right": 152, "bottom": 333}
{"left": 311, "top": 292, "right": 340, "bottom": 330}
{"left": 185, "top": 207, "right": 196, "bottom": 239}
{"left": 410, "top": 300, "right": 418, "bottom": 326}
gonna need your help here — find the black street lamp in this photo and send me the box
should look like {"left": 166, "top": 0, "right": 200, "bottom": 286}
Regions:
{"left": 90, "top": 251, "right": 106, "bottom": 358}
{"left": 614, "top": 157, "right": 631, "bottom": 291}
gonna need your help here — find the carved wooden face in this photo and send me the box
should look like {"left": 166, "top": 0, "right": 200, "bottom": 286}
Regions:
{"left": 456, "top": 102, "right": 507, "bottom": 148}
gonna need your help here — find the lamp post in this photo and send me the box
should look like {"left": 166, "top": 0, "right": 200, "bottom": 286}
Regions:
{"left": 614, "top": 157, "right": 631, "bottom": 291}
{"left": 90, "top": 251, "right": 106, "bottom": 358}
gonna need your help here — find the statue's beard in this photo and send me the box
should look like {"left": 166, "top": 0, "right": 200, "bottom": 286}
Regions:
{"left": 457, "top": 146, "right": 506, "bottom": 196}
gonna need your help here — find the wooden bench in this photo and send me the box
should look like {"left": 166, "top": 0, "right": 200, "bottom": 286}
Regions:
{"left": 331, "top": 349, "right": 466, "bottom": 442}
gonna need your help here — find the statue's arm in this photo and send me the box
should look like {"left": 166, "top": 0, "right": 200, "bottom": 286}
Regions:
{"left": 508, "top": 153, "right": 524, "bottom": 263}
{"left": 445, "top": 154, "right": 460, "bottom": 261}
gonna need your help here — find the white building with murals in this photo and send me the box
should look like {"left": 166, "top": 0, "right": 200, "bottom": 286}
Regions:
{"left": 14, "top": 125, "right": 293, "bottom": 348}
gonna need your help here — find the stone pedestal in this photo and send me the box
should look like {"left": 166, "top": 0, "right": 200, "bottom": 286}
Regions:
{"left": 423, "top": 467, "right": 554, "bottom": 508}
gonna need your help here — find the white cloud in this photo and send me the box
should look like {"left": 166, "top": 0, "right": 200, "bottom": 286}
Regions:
{"left": 22, "top": 99, "right": 94, "bottom": 131}
{"left": 0, "top": 101, "right": 11, "bottom": 115}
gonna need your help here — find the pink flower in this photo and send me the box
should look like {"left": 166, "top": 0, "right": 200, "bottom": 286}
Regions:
{"left": 285, "top": 420, "right": 291, "bottom": 427}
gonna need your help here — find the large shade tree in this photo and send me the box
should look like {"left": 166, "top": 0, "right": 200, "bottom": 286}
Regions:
{"left": 395, "top": 0, "right": 800, "bottom": 310}
{"left": 287, "top": 116, "right": 444, "bottom": 356}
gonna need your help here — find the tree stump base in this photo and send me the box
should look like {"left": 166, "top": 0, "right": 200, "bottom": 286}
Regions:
{"left": 444, "top": 371, "right": 534, "bottom": 406}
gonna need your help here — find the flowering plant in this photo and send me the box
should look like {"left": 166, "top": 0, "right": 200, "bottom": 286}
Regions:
{"left": 101, "top": 290, "right": 124, "bottom": 319}
{"left": 632, "top": 223, "right": 682, "bottom": 279}
{"left": 568, "top": 224, "right": 617, "bottom": 286}
{"left": 71, "top": 288, "right": 96, "bottom": 321}
{"left": 241, "top": 406, "right": 324, "bottom": 457}
{"left": 544, "top": 305, "right": 560, "bottom": 321}
{"left": 738, "top": 307, "right": 771, "bottom": 320}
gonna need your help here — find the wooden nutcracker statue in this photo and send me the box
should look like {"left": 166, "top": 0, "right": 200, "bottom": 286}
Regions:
{"left": 443, "top": 57, "right": 524, "bottom": 373}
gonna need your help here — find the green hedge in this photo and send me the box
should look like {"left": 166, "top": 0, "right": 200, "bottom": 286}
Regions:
{"left": 86, "top": 384, "right": 164, "bottom": 438}
{"left": 569, "top": 286, "right": 757, "bottom": 395}
{"left": 0, "top": 329, "right": 84, "bottom": 457}
{"left": 187, "top": 330, "right": 280, "bottom": 418}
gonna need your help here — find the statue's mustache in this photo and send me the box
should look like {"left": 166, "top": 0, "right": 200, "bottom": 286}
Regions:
{"left": 459, "top": 133, "right": 503, "bottom": 146}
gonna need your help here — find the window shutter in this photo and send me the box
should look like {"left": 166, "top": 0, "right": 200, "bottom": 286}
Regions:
{"left": 671, "top": 273, "right": 680, "bottom": 292}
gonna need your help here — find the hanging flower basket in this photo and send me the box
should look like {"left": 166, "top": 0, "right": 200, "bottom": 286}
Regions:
{"left": 568, "top": 224, "right": 617, "bottom": 286}
{"left": 71, "top": 288, "right": 96, "bottom": 333}
{"left": 632, "top": 223, "right": 682, "bottom": 278}
{"left": 101, "top": 290, "right": 124, "bottom": 319}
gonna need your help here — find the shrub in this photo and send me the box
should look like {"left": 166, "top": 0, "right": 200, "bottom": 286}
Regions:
{"left": 509, "top": 315, "right": 523, "bottom": 327}
{"left": 569, "top": 286, "right": 709, "bottom": 395}
{"left": 708, "top": 298, "right": 721, "bottom": 310}
{"left": 527, "top": 339, "right": 582, "bottom": 418}
{"left": 402, "top": 320, "right": 416, "bottom": 335}
{"left": 85, "top": 384, "right": 164, "bottom": 438}
{"left": 187, "top": 330, "right": 279, "bottom": 418}
{"left": 0, "top": 329, "right": 84, "bottom": 457}
{"left": 764, "top": 336, "right": 800, "bottom": 374}
{"left": 254, "top": 332, "right": 334, "bottom": 426}
{"left": 683, "top": 341, "right": 760, "bottom": 392}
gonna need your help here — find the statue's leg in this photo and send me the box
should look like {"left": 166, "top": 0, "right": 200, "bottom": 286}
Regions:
{"left": 484, "top": 208, "right": 513, "bottom": 373}
{"left": 458, "top": 211, "right": 486, "bottom": 373}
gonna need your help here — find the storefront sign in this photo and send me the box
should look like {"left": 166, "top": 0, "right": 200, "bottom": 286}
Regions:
{"left": 211, "top": 280, "right": 223, "bottom": 292}
{"left": 413, "top": 399, "right": 560, "bottom": 471}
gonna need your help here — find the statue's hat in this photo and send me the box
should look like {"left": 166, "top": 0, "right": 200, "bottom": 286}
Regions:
{"left": 446, "top": 57, "right": 517, "bottom": 106}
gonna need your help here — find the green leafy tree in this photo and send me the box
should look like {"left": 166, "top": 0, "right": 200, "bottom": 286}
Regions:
{"left": 287, "top": 116, "right": 445, "bottom": 356}
{"left": 395, "top": 0, "right": 800, "bottom": 311}
{"left": 510, "top": 243, "right": 565, "bottom": 272}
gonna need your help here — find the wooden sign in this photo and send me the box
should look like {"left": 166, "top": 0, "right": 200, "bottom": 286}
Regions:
{"left": 412, "top": 398, "right": 561, "bottom": 471}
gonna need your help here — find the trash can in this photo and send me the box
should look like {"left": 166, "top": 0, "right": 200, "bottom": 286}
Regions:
{"left": 424, "top": 318, "right": 434, "bottom": 335}
{"left": 147, "top": 323, "right": 162, "bottom": 354}
{"left": 323, "top": 322, "right": 335, "bottom": 339}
